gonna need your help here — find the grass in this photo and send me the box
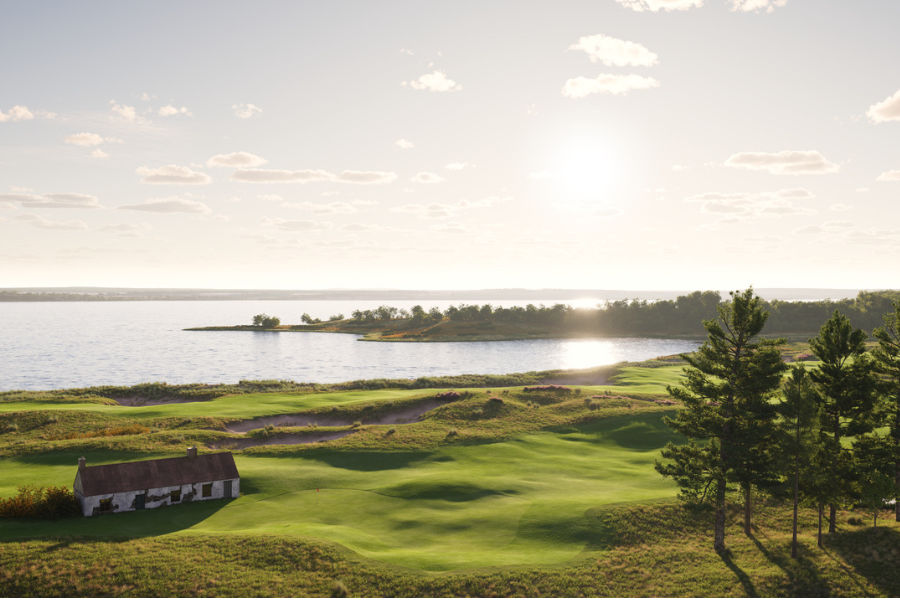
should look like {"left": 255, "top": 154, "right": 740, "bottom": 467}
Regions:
{"left": 2, "top": 354, "right": 899, "bottom": 596}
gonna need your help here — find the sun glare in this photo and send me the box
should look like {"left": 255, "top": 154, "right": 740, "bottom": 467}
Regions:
{"left": 553, "top": 138, "right": 621, "bottom": 203}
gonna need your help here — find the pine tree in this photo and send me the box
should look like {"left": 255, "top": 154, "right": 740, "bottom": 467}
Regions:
{"left": 809, "top": 310, "right": 879, "bottom": 533}
{"left": 854, "top": 434, "right": 895, "bottom": 528}
{"left": 657, "top": 288, "right": 786, "bottom": 553}
{"left": 775, "top": 365, "right": 824, "bottom": 556}
{"left": 872, "top": 301, "right": 900, "bottom": 521}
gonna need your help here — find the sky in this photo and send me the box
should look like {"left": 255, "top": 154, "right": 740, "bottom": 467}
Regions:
{"left": 1, "top": 0, "right": 898, "bottom": 291}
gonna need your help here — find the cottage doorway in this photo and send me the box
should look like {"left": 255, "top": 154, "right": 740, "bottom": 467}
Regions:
{"left": 224, "top": 480, "right": 233, "bottom": 498}
{"left": 135, "top": 493, "right": 145, "bottom": 510}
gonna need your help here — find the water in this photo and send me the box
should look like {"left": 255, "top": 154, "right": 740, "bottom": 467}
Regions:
{"left": 0, "top": 300, "right": 700, "bottom": 391}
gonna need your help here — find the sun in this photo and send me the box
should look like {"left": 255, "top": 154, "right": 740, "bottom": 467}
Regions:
{"left": 552, "top": 137, "right": 621, "bottom": 203}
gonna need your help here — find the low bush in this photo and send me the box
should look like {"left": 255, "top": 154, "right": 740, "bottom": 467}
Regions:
{"left": 0, "top": 486, "right": 80, "bottom": 519}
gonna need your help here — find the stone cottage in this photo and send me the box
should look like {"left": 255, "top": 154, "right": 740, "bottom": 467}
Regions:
{"left": 73, "top": 447, "right": 240, "bottom": 517}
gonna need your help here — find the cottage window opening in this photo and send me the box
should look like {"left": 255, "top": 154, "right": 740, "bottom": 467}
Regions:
{"left": 170, "top": 489, "right": 181, "bottom": 503}
{"left": 99, "top": 498, "right": 112, "bottom": 512}
{"left": 202, "top": 483, "right": 212, "bottom": 497}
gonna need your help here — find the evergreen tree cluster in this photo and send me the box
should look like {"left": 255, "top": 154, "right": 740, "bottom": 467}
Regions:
{"left": 656, "top": 289, "right": 900, "bottom": 556}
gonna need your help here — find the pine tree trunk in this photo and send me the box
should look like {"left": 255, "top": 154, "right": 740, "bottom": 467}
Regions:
{"left": 714, "top": 476, "right": 726, "bottom": 553}
{"left": 895, "top": 455, "right": 900, "bottom": 522}
{"left": 874, "top": 510, "right": 878, "bottom": 528}
{"left": 743, "top": 482, "right": 752, "bottom": 535}
{"left": 830, "top": 426, "right": 839, "bottom": 533}
{"left": 792, "top": 470, "right": 799, "bottom": 558}
{"left": 817, "top": 503, "right": 823, "bottom": 548}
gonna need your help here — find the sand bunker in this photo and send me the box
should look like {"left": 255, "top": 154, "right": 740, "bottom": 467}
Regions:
{"left": 211, "top": 429, "right": 355, "bottom": 449}
{"left": 225, "top": 396, "right": 456, "bottom": 434}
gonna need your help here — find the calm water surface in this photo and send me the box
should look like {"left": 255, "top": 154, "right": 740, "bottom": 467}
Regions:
{"left": 0, "top": 300, "right": 700, "bottom": 391}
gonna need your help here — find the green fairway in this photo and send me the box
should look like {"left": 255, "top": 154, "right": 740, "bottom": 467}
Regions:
{"left": 0, "top": 411, "right": 681, "bottom": 570}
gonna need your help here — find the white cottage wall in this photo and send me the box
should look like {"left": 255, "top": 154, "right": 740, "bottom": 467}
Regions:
{"left": 79, "top": 478, "right": 239, "bottom": 517}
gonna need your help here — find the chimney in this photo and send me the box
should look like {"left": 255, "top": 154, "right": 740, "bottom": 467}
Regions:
{"left": 78, "top": 457, "right": 86, "bottom": 470}
{"left": 187, "top": 446, "right": 197, "bottom": 459}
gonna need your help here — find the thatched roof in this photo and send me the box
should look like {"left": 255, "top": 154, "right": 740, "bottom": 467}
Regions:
{"left": 78, "top": 452, "right": 238, "bottom": 496}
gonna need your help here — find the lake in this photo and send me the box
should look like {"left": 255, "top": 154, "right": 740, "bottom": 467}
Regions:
{"left": 0, "top": 300, "right": 701, "bottom": 391}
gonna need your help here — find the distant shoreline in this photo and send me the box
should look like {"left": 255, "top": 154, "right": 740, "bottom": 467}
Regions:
{"left": 0, "top": 287, "right": 866, "bottom": 303}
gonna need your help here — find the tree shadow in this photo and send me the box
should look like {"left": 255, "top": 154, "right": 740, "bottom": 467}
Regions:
{"left": 827, "top": 526, "right": 900, "bottom": 596}
{"left": 747, "top": 532, "right": 832, "bottom": 596}
{"left": 720, "top": 550, "right": 759, "bottom": 597}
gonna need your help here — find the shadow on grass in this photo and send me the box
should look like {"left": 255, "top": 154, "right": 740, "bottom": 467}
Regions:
{"left": 377, "top": 481, "right": 518, "bottom": 502}
{"left": 551, "top": 412, "right": 686, "bottom": 451}
{"left": 0, "top": 496, "right": 232, "bottom": 542}
{"left": 720, "top": 551, "right": 759, "bottom": 597}
{"left": 827, "top": 526, "right": 900, "bottom": 596}
{"left": 11, "top": 448, "right": 177, "bottom": 467}
{"left": 747, "top": 533, "right": 832, "bottom": 596}
{"left": 301, "top": 449, "right": 435, "bottom": 471}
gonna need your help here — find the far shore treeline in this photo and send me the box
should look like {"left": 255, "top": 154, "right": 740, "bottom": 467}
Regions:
{"left": 249, "top": 290, "right": 900, "bottom": 338}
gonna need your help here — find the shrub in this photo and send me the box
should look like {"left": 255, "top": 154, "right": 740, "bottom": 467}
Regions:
{"left": 488, "top": 397, "right": 504, "bottom": 405}
{"left": 522, "top": 385, "right": 572, "bottom": 393}
{"left": 330, "top": 580, "right": 349, "bottom": 597}
{"left": 0, "top": 486, "right": 80, "bottom": 519}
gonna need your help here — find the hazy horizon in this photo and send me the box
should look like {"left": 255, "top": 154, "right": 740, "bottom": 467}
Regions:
{"left": 2, "top": 1, "right": 898, "bottom": 290}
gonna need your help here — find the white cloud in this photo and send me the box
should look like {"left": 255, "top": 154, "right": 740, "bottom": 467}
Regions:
{"left": 91, "top": 148, "right": 109, "bottom": 159}
{"left": 341, "top": 222, "right": 382, "bottom": 232}
{"left": 110, "top": 101, "right": 139, "bottom": 122}
{"left": 410, "top": 171, "right": 445, "bottom": 184}
{"left": 404, "top": 71, "right": 462, "bottom": 92}
{"left": 595, "top": 206, "right": 625, "bottom": 217}
{"left": 613, "top": 0, "right": 703, "bottom": 12}
{"left": 283, "top": 200, "right": 357, "bottom": 214}
{"left": 16, "top": 213, "right": 88, "bottom": 230}
{"left": 262, "top": 217, "right": 331, "bottom": 231}
{"left": 338, "top": 170, "right": 397, "bottom": 184}
{"left": 0, "top": 105, "right": 35, "bottom": 122}
{"left": 877, "top": 169, "right": 900, "bottom": 182}
{"left": 562, "top": 74, "right": 659, "bottom": 98}
{"left": 158, "top": 104, "right": 191, "bottom": 117}
{"left": 445, "top": 162, "right": 469, "bottom": 170}
{"left": 64, "top": 132, "right": 105, "bottom": 147}
{"left": 232, "top": 168, "right": 396, "bottom": 184}
{"left": 232, "top": 103, "right": 262, "bottom": 119}
{"left": 137, "top": 164, "right": 212, "bottom": 185}
{"left": 207, "top": 151, "right": 268, "bottom": 168}
{"left": 731, "top": 0, "right": 787, "bottom": 13}
{"left": 867, "top": 89, "right": 900, "bottom": 123}
{"left": 100, "top": 223, "right": 150, "bottom": 237}
{"left": 392, "top": 203, "right": 454, "bottom": 219}
{"left": 432, "top": 222, "right": 469, "bottom": 234}
{"left": 0, "top": 192, "right": 101, "bottom": 209}
{"left": 724, "top": 150, "right": 839, "bottom": 175}
{"left": 529, "top": 170, "right": 554, "bottom": 180}
{"left": 395, "top": 138, "right": 415, "bottom": 149}
{"left": 686, "top": 188, "right": 816, "bottom": 218}
{"left": 118, "top": 197, "right": 211, "bottom": 214}
{"left": 568, "top": 34, "right": 658, "bottom": 67}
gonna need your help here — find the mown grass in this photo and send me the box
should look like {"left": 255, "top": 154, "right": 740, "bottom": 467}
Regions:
{"left": 1, "top": 501, "right": 898, "bottom": 597}
{"left": 4, "top": 354, "right": 898, "bottom": 596}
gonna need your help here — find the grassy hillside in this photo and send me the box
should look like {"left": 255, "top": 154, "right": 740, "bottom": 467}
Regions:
{"left": 1, "top": 357, "right": 898, "bottom": 596}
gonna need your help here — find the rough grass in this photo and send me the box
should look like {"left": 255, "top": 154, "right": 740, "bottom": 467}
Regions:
{"left": 1, "top": 501, "right": 898, "bottom": 597}
{"left": 4, "top": 355, "right": 897, "bottom": 596}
